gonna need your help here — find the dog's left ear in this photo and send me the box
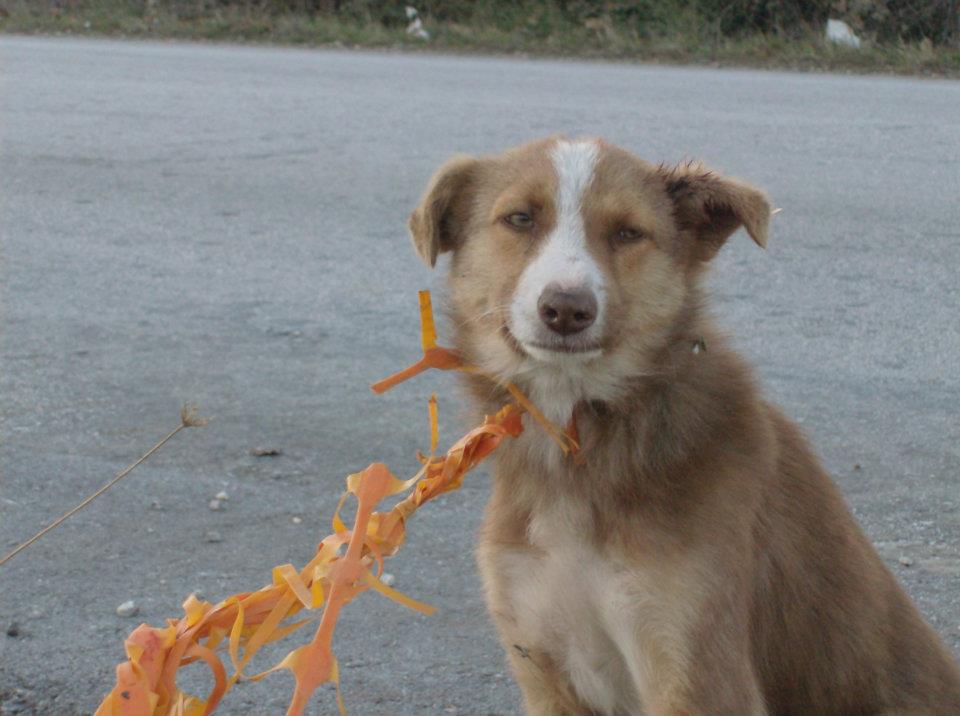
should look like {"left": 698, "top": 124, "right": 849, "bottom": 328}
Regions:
{"left": 659, "top": 162, "right": 772, "bottom": 260}
{"left": 409, "top": 155, "right": 478, "bottom": 268}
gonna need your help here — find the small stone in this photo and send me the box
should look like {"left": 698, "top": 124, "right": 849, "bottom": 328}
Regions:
{"left": 6, "top": 621, "right": 21, "bottom": 638}
{"left": 116, "top": 600, "right": 140, "bottom": 618}
{"left": 898, "top": 556, "right": 914, "bottom": 567}
{"left": 27, "top": 608, "right": 45, "bottom": 620}
{"left": 150, "top": 500, "right": 164, "bottom": 510}
{"left": 291, "top": 516, "right": 302, "bottom": 524}
{"left": 381, "top": 573, "right": 396, "bottom": 587}
{"left": 214, "top": 490, "right": 229, "bottom": 501}
{"left": 208, "top": 499, "right": 222, "bottom": 511}
{"left": 853, "top": 463, "right": 862, "bottom": 471}
{"left": 204, "top": 530, "right": 222, "bottom": 543}
{"left": 250, "top": 447, "right": 282, "bottom": 457}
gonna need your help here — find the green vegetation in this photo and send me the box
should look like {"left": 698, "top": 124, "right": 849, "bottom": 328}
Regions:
{"left": 2, "top": 0, "right": 958, "bottom": 76}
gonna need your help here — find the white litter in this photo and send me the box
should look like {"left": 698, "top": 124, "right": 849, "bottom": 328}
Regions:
{"left": 405, "top": 6, "right": 430, "bottom": 41}
{"left": 116, "top": 600, "right": 140, "bottom": 618}
{"left": 826, "top": 19, "right": 861, "bottom": 49}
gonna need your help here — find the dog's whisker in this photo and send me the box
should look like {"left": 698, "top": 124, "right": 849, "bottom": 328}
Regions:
{"left": 452, "top": 304, "right": 513, "bottom": 328}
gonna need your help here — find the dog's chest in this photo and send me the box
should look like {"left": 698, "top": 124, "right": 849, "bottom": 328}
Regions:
{"left": 499, "top": 506, "right": 648, "bottom": 715}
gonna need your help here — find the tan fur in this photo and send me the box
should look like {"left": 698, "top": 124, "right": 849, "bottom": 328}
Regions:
{"left": 409, "top": 138, "right": 960, "bottom": 716}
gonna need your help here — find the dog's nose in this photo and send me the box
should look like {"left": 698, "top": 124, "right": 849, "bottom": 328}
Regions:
{"left": 537, "top": 284, "right": 597, "bottom": 336}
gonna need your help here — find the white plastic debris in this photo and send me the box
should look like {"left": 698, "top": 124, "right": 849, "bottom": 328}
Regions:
{"left": 381, "top": 573, "right": 396, "bottom": 587}
{"left": 116, "top": 600, "right": 140, "bottom": 618}
{"left": 826, "top": 19, "right": 861, "bottom": 49}
{"left": 405, "top": 6, "right": 430, "bottom": 41}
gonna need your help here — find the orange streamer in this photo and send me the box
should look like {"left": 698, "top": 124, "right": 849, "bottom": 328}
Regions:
{"left": 95, "top": 290, "right": 571, "bottom": 716}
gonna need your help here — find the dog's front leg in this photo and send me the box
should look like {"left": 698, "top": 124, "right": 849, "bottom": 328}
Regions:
{"left": 641, "top": 658, "right": 767, "bottom": 716}
{"left": 636, "top": 620, "right": 768, "bottom": 716}
{"left": 615, "top": 555, "right": 768, "bottom": 716}
{"left": 478, "top": 534, "right": 594, "bottom": 715}
{"left": 506, "top": 643, "right": 591, "bottom": 716}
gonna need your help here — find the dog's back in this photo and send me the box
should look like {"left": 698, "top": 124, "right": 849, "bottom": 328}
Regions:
{"left": 753, "top": 405, "right": 960, "bottom": 715}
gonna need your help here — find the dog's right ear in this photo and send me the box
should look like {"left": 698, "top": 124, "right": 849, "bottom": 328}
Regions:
{"left": 409, "top": 155, "right": 478, "bottom": 268}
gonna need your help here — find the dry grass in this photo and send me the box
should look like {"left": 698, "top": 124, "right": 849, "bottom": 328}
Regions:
{"left": 0, "top": 406, "right": 207, "bottom": 568}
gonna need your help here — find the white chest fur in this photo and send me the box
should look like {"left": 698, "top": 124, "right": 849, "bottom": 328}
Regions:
{"left": 492, "top": 504, "right": 655, "bottom": 715}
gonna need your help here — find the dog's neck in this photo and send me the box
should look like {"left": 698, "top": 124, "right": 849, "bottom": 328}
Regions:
{"left": 458, "top": 300, "right": 761, "bottom": 497}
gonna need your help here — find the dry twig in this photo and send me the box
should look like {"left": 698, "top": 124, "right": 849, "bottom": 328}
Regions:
{"left": 0, "top": 405, "right": 208, "bottom": 568}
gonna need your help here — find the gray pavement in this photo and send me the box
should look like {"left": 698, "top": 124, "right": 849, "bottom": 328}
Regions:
{"left": 0, "top": 36, "right": 958, "bottom": 715}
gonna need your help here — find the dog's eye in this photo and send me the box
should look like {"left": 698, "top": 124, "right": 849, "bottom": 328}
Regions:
{"left": 614, "top": 227, "right": 645, "bottom": 244}
{"left": 504, "top": 212, "right": 534, "bottom": 231}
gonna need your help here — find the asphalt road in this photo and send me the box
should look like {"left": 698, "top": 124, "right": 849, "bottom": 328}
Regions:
{"left": 0, "top": 36, "right": 958, "bottom": 715}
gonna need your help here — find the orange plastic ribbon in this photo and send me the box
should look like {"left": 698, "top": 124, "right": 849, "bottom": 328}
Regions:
{"left": 95, "top": 290, "right": 572, "bottom": 716}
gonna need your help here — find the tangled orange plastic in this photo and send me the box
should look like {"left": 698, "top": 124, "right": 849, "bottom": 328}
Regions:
{"left": 95, "top": 291, "right": 576, "bottom": 716}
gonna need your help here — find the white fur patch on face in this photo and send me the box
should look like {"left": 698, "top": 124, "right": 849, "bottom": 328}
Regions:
{"left": 508, "top": 140, "right": 606, "bottom": 360}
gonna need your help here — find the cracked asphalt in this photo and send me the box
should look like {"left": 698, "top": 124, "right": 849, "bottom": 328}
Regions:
{"left": 0, "top": 36, "right": 958, "bottom": 715}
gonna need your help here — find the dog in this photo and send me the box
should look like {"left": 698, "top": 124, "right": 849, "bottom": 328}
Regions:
{"left": 407, "top": 137, "right": 960, "bottom": 716}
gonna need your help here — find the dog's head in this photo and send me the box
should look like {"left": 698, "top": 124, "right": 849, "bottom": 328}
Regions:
{"left": 409, "top": 137, "right": 771, "bottom": 419}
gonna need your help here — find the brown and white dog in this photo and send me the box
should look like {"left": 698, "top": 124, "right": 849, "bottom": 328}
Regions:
{"left": 407, "top": 137, "right": 960, "bottom": 716}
